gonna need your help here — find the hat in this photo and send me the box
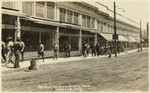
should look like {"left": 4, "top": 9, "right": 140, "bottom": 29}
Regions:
{"left": 7, "top": 37, "right": 12, "bottom": 40}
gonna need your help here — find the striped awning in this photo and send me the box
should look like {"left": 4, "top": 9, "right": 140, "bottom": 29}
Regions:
{"left": 118, "top": 35, "right": 128, "bottom": 41}
{"left": 99, "top": 33, "right": 112, "bottom": 41}
{"left": 128, "top": 36, "right": 137, "bottom": 42}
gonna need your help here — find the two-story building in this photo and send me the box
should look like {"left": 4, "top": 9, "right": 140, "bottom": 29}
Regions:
{"left": 1, "top": 1, "right": 140, "bottom": 60}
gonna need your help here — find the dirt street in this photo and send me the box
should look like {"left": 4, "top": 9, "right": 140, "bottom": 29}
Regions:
{"left": 2, "top": 49, "right": 149, "bottom": 92}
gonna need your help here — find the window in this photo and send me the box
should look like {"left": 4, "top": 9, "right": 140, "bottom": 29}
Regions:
{"left": 67, "top": 10, "right": 72, "bottom": 23}
{"left": 2, "top": 2, "right": 14, "bottom": 9}
{"left": 82, "top": 14, "right": 86, "bottom": 27}
{"left": 87, "top": 16, "right": 90, "bottom": 28}
{"left": 22, "top": 2, "right": 33, "bottom": 16}
{"left": 97, "top": 21, "right": 100, "bottom": 32}
{"left": 91, "top": 17, "right": 95, "bottom": 28}
{"left": 70, "top": 37, "right": 79, "bottom": 51}
{"left": 47, "top": 2, "right": 54, "bottom": 19}
{"left": 74, "top": 12, "right": 79, "bottom": 24}
{"left": 101, "top": 22, "right": 103, "bottom": 32}
{"left": 36, "top": 2, "right": 44, "bottom": 18}
{"left": 60, "top": 8, "right": 66, "bottom": 22}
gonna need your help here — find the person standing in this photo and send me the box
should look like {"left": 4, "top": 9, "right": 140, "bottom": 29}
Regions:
{"left": 52, "top": 42, "right": 59, "bottom": 60}
{"left": 82, "top": 42, "right": 87, "bottom": 58}
{"left": 65, "top": 43, "right": 71, "bottom": 57}
{"left": 13, "top": 37, "right": 22, "bottom": 68}
{"left": 20, "top": 38, "right": 25, "bottom": 62}
{"left": 91, "top": 44, "right": 96, "bottom": 57}
{"left": 37, "top": 41, "right": 44, "bottom": 62}
{"left": 108, "top": 45, "right": 112, "bottom": 58}
{"left": 5, "top": 37, "right": 14, "bottom": 67}
{"left": 95, "top": 43, "right": 100, "bottom": 57}
{"left": 86, "top": 43, "right": 90, "bottom": 56}
{"left": 1, "top": 41, "right": 6, "bottom": 62}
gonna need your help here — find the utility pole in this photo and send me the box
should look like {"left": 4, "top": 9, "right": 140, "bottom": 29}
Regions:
{"left": 114, "top": 2, "right": 117, "bottom": 57}
{"left": 140, "top": 21, "right": 142, "bottom": 51}
{"left": 147, "top": 22, "right": 149, "bottom": 47}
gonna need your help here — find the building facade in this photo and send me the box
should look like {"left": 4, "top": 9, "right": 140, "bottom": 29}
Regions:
{"left": 1, "top": 1, "right": 140, "bottom": 60}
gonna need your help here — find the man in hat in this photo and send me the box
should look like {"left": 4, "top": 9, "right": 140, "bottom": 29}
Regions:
{"left": 37, "top": 41, "right": 44, "bottom": 62}
{"left": 13, "top": 37, "right": 22, "bottom": 68}
{"left": 20, "top": 38, "right": 25, "bottom": 62}
{"left": 5, "top": 37, "right": 14, "bottom": 67}
{"left": 52, "top": 42, "right": 59, "bottom": 60}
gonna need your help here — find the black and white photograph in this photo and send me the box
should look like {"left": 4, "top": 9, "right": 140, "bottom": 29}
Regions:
{"left": 1, "top": 0, "right": 149, "bottom": 92}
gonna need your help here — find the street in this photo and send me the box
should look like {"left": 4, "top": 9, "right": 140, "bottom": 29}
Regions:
{"left": 2, "top": 48, "right": 149, "bottom": 92}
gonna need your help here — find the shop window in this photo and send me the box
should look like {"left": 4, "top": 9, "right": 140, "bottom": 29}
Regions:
{"left": 87, "top": 16, "right": 90, "bottom": 28}
{"left": 74, "top": 12, "right": 79, "bottom": 24}
{"left": 47, "top": 2, "right": 54, "bottom": 19}
{"left": 22, "top": 2, "right": 32, "bottom": 16}
{"left": 82, "top": 14, "right": 86, "bottom": 27}
{"left": 22, "top": 31, "right": 39, "bottom": 52}
{"left": 59, "top": 36, "right": 69, "bottom": 52}
{"left": 2, "top": 2, "right": 14, "bottom": 9}
{"left": 67, "top": 10, "right": 72, "bottom": 23}
{"left": 70, "top": 37, "right": 79, "bottom": 51}
{"left": 36, "top": 2, "right": 44, "bottom": 18}
{"left": 41, "top": 32, "right": 50, "bottom": 50}
{"left": 60, "top": 8, "right": 66, "bottom": 22}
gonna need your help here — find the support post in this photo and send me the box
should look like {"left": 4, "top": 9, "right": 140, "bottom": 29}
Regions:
{"left": 55, "top": 27, "right": 59, "bottom": 52}
{"left": 140, "top": 21, "right": 142, "bottom": 51}
{"left": 79, "top": 30, "right": 82, "bottom": 54}
{"left": 114, "top": 2, "right": 117, "bottom": 57}
{"left": 94, "top": 33, "right": 97, "bottom": 46}
{"left": 15, "top": 16, "right": 21, "bottom": 41}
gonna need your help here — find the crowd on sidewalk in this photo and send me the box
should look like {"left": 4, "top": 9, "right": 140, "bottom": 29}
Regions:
{"left": 2, "top": 36, "right": 140, "bottom": 68}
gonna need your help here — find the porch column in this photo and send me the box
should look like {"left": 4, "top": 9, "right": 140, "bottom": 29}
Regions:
{"left": 94, "top": 33, "right": 97, "bottom": 46}
{"left": 15, "top": 16, "right": 21, "bottom": 41}
{"left": 55, "top": 3, "right": 60, "bottom": 21}
{"left": 79, "top": 30, "right": 82, "bottom": 53}
{"left": 55, "top": 27, "right": 59, "bottom": 51}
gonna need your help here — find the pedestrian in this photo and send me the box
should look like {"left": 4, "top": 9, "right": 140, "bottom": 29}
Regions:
{"left": 95, "top": 43, "right": 100, "bottom": 57}
{"left": 52, "top": 42, "right": 59, "bottom": 60}
{"left": 1, "top": 41, "right": 6, "bottom": 62}
{"left": 82, "top": 42, "right": 87, "bottom": 58}
{"left": 87, "top": 43, "right": 90, "bottom": 56}
{"left": 65, "top": 43, "right": 71, "bottom": 57}
{"left": 13, "top": 37, "right": 22, "bottom": 68}
{"left": 5, "top": 37, "right": 15, "bottom": 67}
{"left": 91, "top": 44, "right": 96, "bottom": 57}
{"left": 37, "top": 41, "right": 44, "bottom": 62}
{"left": 20, "top": 38, "right": 25, "bottom": 62}
{"left": 108, "top": 45, "right": 112, "bottom": 58}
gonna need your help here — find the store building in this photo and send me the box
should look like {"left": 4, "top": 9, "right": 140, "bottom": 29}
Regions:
{"left": 1, "top": 1, "right": 140, "bottom": 60}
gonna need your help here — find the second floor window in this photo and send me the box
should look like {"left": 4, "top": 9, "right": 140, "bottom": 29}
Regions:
{"left": 67, "top": 10, "right": 72, "bottom": 23}
{"left": 91, "top": 17, "right": 94, "bottom": 28}
{"left": 2, "top": 2, "right": 14, "bottom": 9}
{"left": 82, "top": 14, "right": 86, "bottom": 27}
{"left": 36, "top": 2, "right": 44, "bottom": 18}
{"left": 60, "top": 8, "right": 66, "bottom": 22}
{"left": 74, "top": 12, "right": 79, "bottom": 24}
{"left": 87, "top": 16, "right": 90, "bottom": 28}
{"left": 47, "top": 2, "right": 54, "bottom": 19}
{"left": 22, "top": 2, "right": 33, "bottom": 16}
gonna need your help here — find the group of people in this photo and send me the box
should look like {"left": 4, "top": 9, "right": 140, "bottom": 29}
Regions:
{"left": 82, "top": 42, "right": 125, "bottom": 58}
{"left": 1, "top": 37, "right": 25, "bottom": 68}
{"left": 1, "top": 37, "right": 126, "bottom": 68}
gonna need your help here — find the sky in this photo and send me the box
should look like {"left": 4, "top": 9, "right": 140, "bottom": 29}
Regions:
{"left": 99, "top": 1, "right": 149, "bottom": 30}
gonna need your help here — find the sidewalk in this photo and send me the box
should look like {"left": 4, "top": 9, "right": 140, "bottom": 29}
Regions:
{"left": 1, "top": 48, "right": 148, "bottom": 71}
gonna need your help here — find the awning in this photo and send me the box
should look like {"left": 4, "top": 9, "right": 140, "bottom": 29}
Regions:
{"left": 118, "top": 35, "right": 128, "bottom": 42}
{"left": 99, "top": 33, "right": 112, "bottom": 41}
{"left": 128, "top": 36, "right": 137, "bottom": 42}
{"left": 133, "top": 36, "right": 140, "bottom": 42}
{"left": 124, "top": 36, "right": 133, "bottom": 42}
